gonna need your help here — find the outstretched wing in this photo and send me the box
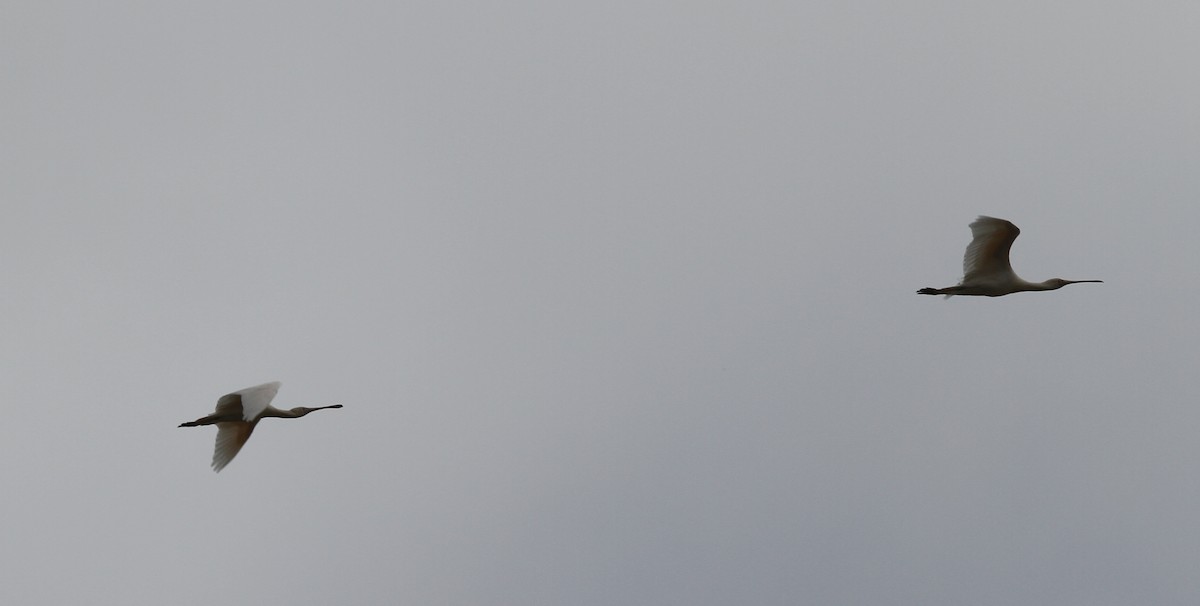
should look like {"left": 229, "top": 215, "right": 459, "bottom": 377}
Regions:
{"left": 215, "top": 381, "right": 281, "bottom": 422}
{"left": 212, "top": 422, "right": 255, "bottom": 472}
{"left": 962, "top": 216, "right": 1019, "bottom": 281}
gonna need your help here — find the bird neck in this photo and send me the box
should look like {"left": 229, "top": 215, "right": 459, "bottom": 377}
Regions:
{"left": 259, "top": 404, "right": 341, "bottom": 419}
{"left": 257, "top": 406, "right": 299, "bottom": 419}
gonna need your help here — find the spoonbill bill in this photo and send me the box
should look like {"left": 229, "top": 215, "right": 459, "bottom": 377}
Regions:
{"left": 917, "top": 216, "right": 1102, "bottom": 297}
{"left": 179, "top": 381, "right": 342, "bottom": 472}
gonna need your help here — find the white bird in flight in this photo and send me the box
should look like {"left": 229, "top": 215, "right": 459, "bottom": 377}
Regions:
{"left": 917, "top": 216, "right": 1102, "bottom": 297}
{"left": 179, "top": 381, "right": 342, "bottom": 472}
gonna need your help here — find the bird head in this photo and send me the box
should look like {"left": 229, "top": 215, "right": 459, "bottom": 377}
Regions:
{"left": 1048, "top": 278, "right": 1103, "bottom": 289}
{"left": 289, "top": 404, "right": 344, "bottom": 416}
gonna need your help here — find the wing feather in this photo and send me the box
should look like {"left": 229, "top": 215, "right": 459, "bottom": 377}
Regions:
{"left": 212, "top": 422, "right": 255, "bottom": 472}
{"left": 215, "top": 381, "right": 281, "bottom": 422}
{"left": 962, "top": 216, "right": 1019, "bottom": 281}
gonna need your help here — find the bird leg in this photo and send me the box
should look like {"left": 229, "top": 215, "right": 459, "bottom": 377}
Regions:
{"left": 179, "top": 413, "right": 227, "bottom": 427}
{"left": 917, "top": 286, "right": 956, "bottom": 295}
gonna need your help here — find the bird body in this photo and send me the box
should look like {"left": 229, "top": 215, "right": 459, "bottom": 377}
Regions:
{"left": 179, "top": 381, "right": 342, "bottom": 472}
{"left": 918, "top": 216, "right": 1102, "bottom": 298}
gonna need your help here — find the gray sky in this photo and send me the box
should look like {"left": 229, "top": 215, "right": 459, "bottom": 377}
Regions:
{"left": 4, "top": 2, "right": 1199, "bottom": 604}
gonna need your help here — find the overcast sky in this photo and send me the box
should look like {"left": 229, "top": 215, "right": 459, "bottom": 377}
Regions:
{"left": 4, "top": 2, "right": 1200, "bottom": 604}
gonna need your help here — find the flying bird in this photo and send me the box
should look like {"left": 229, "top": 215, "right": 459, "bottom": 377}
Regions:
{"left": 179, "top": 381, "right": 342, "bottom": 472}
{"left": 917, "top": 216, "right": 1102, "bottom": 297}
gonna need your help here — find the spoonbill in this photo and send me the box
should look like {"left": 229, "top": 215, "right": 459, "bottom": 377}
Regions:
{"left": 179, "top": 381, "right": 342, "bottom": 472}
{"left": 917, "top": 216, "right": 1102, "bottom": 297}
